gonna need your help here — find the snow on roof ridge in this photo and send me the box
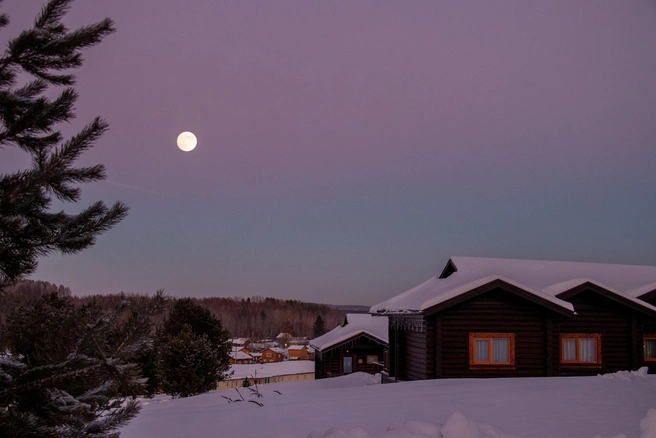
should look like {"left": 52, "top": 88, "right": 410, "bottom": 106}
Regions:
{"left": 370, "top": 256, "right": 656, "bottom": 315}
{"left": 449, "top": 255, "right": 656, "bottom": 269}
{"left": 542, "top": 278, "right": 656, "bottom": 314}
{"left": 309, "top": 313, "right": 388, "bottom": 351}
{"left": 419, "top": 275, "right": 574, "bottom": 313}
{"left": 229, "top": 351, "right": 252, "bottom": 360}
{"left": 629, "top": 282, "right": 656, "bottom": 298}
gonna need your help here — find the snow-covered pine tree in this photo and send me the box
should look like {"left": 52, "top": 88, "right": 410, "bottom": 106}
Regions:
{"left": 0, "top": 1, "right": 160, "bottom": 436}
{"left": 0, "top": 291, "right": 168, "bottom": 437}
{"left": 0, "top": 0, "right": 128, "bottom": 289}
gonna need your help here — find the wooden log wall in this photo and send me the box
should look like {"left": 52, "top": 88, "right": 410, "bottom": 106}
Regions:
{"left": 437, "top": 288, "right": 550, "bottom": 378}
{"left": 315, "top": 334, "right": 387, "bottom": 379}
{"left": 555, "top": 291, "right": 633, "bottom": 376}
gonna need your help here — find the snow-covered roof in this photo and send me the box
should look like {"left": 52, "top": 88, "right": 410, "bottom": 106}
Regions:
{"left": 309, "top": 314, "right": 388, "bottom": 351}
{"left": 264, "top": 347, "right": 285, "bottom": 354}
{"left": 230, "top": 338, "right": 250, "bottom": 345}
{"left": 229, "top": 351, "right": 252, "bottom": 360}
{"left": 370, "top": 256, "right": 656, "bottom": 315}
{"left": 288, "top": 345, "right": 307, "bottom": 351}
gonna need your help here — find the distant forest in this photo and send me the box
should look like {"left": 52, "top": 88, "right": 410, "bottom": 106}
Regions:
{"left": 0, "top": 281, "right": 346, "bottom": 339}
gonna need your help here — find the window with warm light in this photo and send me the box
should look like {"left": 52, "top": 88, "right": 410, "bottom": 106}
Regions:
{"left": 560, "top": 334, "right": 601, "bottom": 365}
{"left": 644, "top": 335, "right": 656, "bottom": 361}
{"left": 469, "top": 333, "right": 515, "bottom": 367}
{"left": 366, "top": 355, "right": 378, "bottom": 364}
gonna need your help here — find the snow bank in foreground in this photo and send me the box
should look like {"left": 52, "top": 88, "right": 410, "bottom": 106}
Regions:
{"left": 121, "top": 372, "right": 656, "bottom": 438}
{"left": 598, "top": 366, "right": 649, "bottom": 381}
{"left": 307, "top": 411, "right": 520, "bottom": 438}
{"left": 595, "top": 408, "right": 656, "bottom": 438}
{"left": 309, "top": 409, "right": 656, "bottom": 438}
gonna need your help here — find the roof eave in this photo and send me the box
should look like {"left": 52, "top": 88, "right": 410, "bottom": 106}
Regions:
{"left": 422, "top": 278, "right": 575, "bottom": 317}
{"left": 557, "top": 282, "right": 656, "bottom": 319}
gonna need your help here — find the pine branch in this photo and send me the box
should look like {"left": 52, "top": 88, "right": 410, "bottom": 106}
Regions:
{"left": 34, "top": 0, "right": 71, "bottom": 30}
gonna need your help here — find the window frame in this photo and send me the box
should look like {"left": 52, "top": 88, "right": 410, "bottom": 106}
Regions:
{"left": 468, "top": 333, "right": 516, "bottom": 368}
{"left": 366, "top": 355, "right": 378, "bottom": 364}
{"left": 644, "top": 334, "right": 656, "bottom": 362}
{"left": 559, "top": 333, "right": 602, "bottom": 366}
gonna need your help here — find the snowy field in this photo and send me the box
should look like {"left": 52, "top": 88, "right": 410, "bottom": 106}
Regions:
{"left": 120, "top": 369, "right": 656, "bottom": 438}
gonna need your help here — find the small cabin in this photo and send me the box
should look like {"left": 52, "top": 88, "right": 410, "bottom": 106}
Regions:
{"left": 261, "top": 347, "right": 285, "bottom": 363}
{"left": 230, "top": 338, "right": 251, "bottom": 349}
{"left": 229, "top": 350, "right": 253, "bottom": 365}
{"left": 310, "top": 314, "right": 388, "bottom": 379}
{"left": 288, "top": 345, "right": 309, "bottom": 360}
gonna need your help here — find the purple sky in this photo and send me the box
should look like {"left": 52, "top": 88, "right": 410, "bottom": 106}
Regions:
{"left": 2, "top": 1, "right": 656, "bottom": 305}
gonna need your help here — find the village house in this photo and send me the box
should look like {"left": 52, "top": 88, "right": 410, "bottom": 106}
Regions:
{"left": 261, "top": 347, "right": 285, "bottom": 363}
{"left": 229, "top": 350, "right": 253, "bottom": 365}
{"left": 230, "top": 338, "right": 251, "bottom": 349}
{"left": 370, "top": 257, "right": 656, "bottom": 381}
{"left": 310, "top": 313, "right": 388, "bottom": 379}
{"left": 288, "top": 345, "right": 309, "bottom": 360}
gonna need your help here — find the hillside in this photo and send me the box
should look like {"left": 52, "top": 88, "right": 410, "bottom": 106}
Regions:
{"left": 120, "top": 370, "right": 656, "bottom": 438}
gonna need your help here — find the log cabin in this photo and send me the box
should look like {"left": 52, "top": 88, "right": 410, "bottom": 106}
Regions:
{"left": 370, "top": 257, "right": 656, "bottom": 380}
{"left": 310, "top": 314, "right": 388, "bottom": 379}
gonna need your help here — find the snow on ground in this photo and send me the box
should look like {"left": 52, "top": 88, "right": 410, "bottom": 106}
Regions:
{"left": 228, "top": 360, "right": 315, "bottom": 380}
{"left": 120, "top": 370, "right": 656, "bottom": 438}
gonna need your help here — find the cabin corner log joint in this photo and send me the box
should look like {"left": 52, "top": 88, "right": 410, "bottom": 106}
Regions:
{"left": 371, "top": 257, "right": 656, "bottom": 380}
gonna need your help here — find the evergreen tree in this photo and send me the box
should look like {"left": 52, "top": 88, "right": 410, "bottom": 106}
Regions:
{"left": 154, "top": 299, "right": 230, "bottom": 397}
{"left": 0, "top": 291, "right": 167, "bottom": 437}
{"left": 0, "top": 1, "right": 162, "bottom": 435}
{"left": 0, "top": 0, "right": 128, "bottom": 289}
{"left": 313, "top": 314, "right": 326, "bottom": 338}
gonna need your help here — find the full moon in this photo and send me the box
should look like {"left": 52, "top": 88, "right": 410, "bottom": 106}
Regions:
{"left": 177, "top": 131, "right": 197, "bottom": 152}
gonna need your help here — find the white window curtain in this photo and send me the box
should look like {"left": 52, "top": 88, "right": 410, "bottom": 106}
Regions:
{"left": 646, "top": 340, "right": 656, "bottom": 359}
{"left": 579, "top": 338, "right": 596, "bottom": 362}
{"left": 475, "top": 340, "right": 489, "bottom": 362}
{"left": 492, "top": 338, "right": 509, "bottom": 363}
{"left": 563, "top": 339, "right": 577, "bottom": 361}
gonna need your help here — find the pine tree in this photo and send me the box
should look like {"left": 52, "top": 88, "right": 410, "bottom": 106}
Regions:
{"left": 313, "top": 314, "right": 326, "bottom": 338}
{"left": 0, "top": 0, "right": 128, "bottom": 289}
{"left": 0, "top": 291, "right": 167, "bottom": 437}
{"left": 154, "top": 299, "right": 231, "bottom": 397}
{"left": 0, "top": 1, "right": 161, "bottom": 436}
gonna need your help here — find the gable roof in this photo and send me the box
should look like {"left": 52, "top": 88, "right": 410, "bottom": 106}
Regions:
{"left": 230, "top": 338, "right": 250, "bottom": 345}
{"left": 288, "top": 345, "right": 307, "bottom": 351}
{"left": 309, "top": 313, "right": 388, "bottom": 351}
{"left": 229, "top": 351, "right": 252, "bottom": 360}
{"left": 370, "top": 256, "right": 656, "bottom": 316}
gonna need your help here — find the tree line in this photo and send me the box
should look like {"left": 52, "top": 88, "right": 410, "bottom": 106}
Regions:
{"left": 0, "top": 282, "right": 345, "bottom": 340}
